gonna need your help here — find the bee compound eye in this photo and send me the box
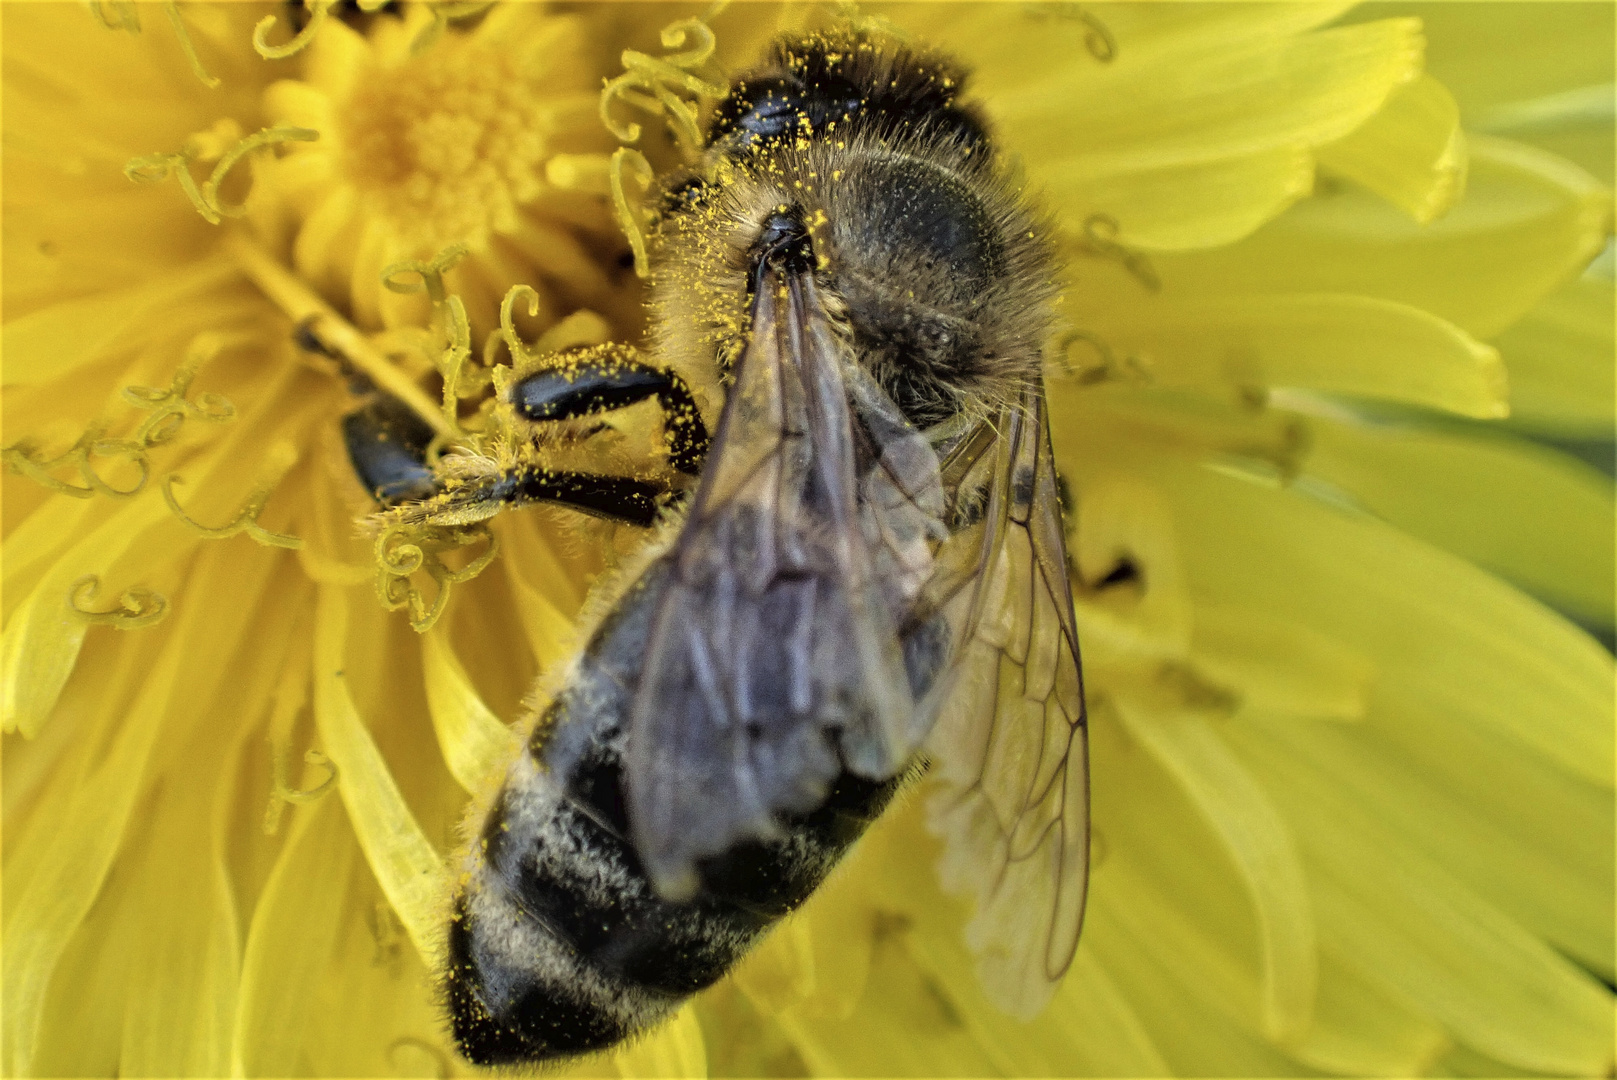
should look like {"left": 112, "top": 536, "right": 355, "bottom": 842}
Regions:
{"left": 852, "top": 157, "right": 1000, "bottom": 287}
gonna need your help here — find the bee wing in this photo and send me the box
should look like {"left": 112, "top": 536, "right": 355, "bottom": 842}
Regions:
{"left": 922, "top": 387, "right": 1090, "bottom": 1019}
{"left": 625, "top": 269, "right": 936, "bottom": 899}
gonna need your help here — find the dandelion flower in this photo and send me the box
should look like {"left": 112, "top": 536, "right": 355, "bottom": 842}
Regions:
{"left": 2, "top": 3, "right": 1611, "bottom": 1078}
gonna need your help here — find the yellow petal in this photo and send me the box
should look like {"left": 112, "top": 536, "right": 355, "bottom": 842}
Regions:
{"left": 312, "top": 584, "right": 445, "bottom": 964}
{"left": 1493, "top": 272, "right": 1615, "bottom": 433}
{"left": 421, "top": 626, "right": 512, "bottom": 793}
{"left": 3, "top": 541, "right": 279, "bottom": 1075}
{"left": 1251, "top": 735, "right": 1612, "bottom": 1074}
{"left": 1, "top": 256, "right": 236, "bottom": 385}
{"left": 1047, "top": 147, "right": 1313, "bottom": 252}
{"left": 732, "top": 917, "right": 816, "bottom": 1015}
{"left": 992, "top": 19, "right": 1422, "bottom": 179}
{"left": 495, "top": 510, "right": 587, "bottom": 666}
{"left": 1405, "top": 1, "right": 1614, "bottom": 117}
{"left": 1318, "top": 74, "right": 1468, "bottom": 223}
{"left": 2, "top": 496, "right": 98, "bottom": 622}
{"left": 613, "top": 1004, "right": 708, "bottom": 1079}
{"left": 1, "top": 493, "right": 176, "bottom": 738}
{"left": 117, "top": 736, "right": 243, "bottom": 1076}
{"left": 1305, "top": 418, "right": 1615, "bottom": 631}
{"left": 1099, "top": 852, "right": 1446, "bottom": 1075}
{"left": 1084, "top": 896, "right": 1306, "bottom": 1073}
{"left": 299, "top": 876, "right": 463, "bottom": 1078}
{"left": 929, "top": 2, "right": 1355, "bottom": 95}
{"left": 1098, "top": 292, "right": 1506, "bottom": 416}
{"left": 1159, "top": 135, "right": 1612, "bottom": 338}
{"left": 1242, "top": 710, "right": 1613, "bottom": 987}
{"left": 1114, "top": 702, "right": 1318, "bottom": 1042}
{"left": 231, "top": 796, "right": 356, "bottom": 1077}
{"left": 1161, "top": 463, "right": 1613, "bottom": 788}
{"left": 1190, "top": 604, "right": 1372, "bottom": 722}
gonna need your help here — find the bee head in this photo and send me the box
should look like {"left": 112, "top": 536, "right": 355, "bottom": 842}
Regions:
{"left": 652, "top": 31, "right": 1057, "bottom": 429}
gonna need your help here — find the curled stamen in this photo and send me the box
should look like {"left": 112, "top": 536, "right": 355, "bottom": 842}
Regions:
{"left": 202, "top": 125, "right": 320, "bottom": 219}
{"left": 88, "top": 1, "right": 141, "bottom": 33}
{"left": 380, "top": 243, "right": 470, "bottom": 306}
{"left": 374, "top": 523, "right": 498, "bottom": 632}
{"left": 162, "top": 1, "right": 221, "bottom": 89}
{"left": 610, "top": 148, "right": 655, "bottom": 279}
{"left": 1055, "top": 329, "right": 1152, "bottom": 386}
{"left": 1156, "top": 660, "right": 1241, "bottom": 716}
{"left": 1075, "top": 213, "right": 1160, "bottom": 291}
{"left": 284, "top": 749, "right": 339, "bottom": 802}
{"left": 162, "top": 456, "right": 304, "bottom": 549}
{"left": 835, "top": 1, "right": 909, "bottom": 42}
{"left": 3, "top": 426, "right": 150, "bottom": 498}
{"left": 68, "top": 575, "right": 169, "bottom": 629}
{"left": 128, "top": 126, "right": 319, "bottom": 224}
{"left": 1023, "top": 3, "right": 1116, "bottom": 62}
{"left": 498, "top": 284, "right": 546, "bottom": 365}
{"left": 439, "top": 296, "right": 475, "bottom": 428}
{"left": 387, "top": 1037, "right": 451, "bottom": 1079}
{"left": 380, "top": 244, "right": 480, "bottom": 439}
{"left": 124, "top": 331, "right": 248, "bottom": 447}
{"left": 265, "top": 745, "right": 339, "bottom": 833}
{"left": 253, "top": 0, "right": 332, "bottom": 59}
{"left": 411, "top": 1, "right": 495, "bottom": 56}
{"left": 599, "top": 12, "right": 725, "bottom": 155}
{"left": 125, "top": 152, "right": 215, "bottom": 222}
{"left": 262, "top": 656, "right": 318, "bottom": 834}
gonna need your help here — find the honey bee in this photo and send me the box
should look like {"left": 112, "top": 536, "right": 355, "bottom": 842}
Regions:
{"left": 348, "top": 28, "right": 1088, "bottom": 1065}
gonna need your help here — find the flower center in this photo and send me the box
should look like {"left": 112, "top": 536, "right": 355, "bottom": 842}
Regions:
{"left": 338, "top": 39, "right": 545, "bottom": 250}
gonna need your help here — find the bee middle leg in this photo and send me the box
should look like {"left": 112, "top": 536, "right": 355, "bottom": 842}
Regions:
{"left": 508, "top": 345, "right": 709, "bottom": 476}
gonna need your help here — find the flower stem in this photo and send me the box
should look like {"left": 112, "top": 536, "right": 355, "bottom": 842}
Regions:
{"left": 223, "top": 232, "right": 455, "bottom": 441}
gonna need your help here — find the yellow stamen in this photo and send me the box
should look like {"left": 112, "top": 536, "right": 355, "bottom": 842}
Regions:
{"left": 203, "top": 126, "right": 320, "bottom": 219}
{"left": 2, "top": 425, "right": 148, "bottom": 498}
{"left": 375, "top": 523, "right": 498, "bottom": 632}
{"left": 498, "top": 283, "right": 546, "bottom": 365}
{"left": 410, "top": 1, "right": 496, "bottom": 57}
{"left": 438, "top": 297, "right": 475, "bottom": 436}
{"left": 124, "top": 152, "right": 214, "bottom": 223}
{"left": 387, "top": 1037, "right": 450, "bottom": 1078}
{"left": 127, "top": 126, "right": 319, "bottom": 224}
{"left": 162, "top": 0, "right": 220, "bottom": 89}
{"left": 252, "top": 0, "right": 332, "bottom": 60}
{"left": 1023, "top": 3, "right": 1117, "bottom": 62}
{"left": 599, "top": 16, "right": 725, "bottom": 153}
{"left": 610, "top": 148, "right": 655, "bottom": 279}
{"left": 224, "top": 232, "right": 455, "bottom": 440}
{"left": 1052, "top": 329, "right": 1153, "bottom": 386}
{"left": 380, "top": 243, "right": 470, "bottom": 307}
{"left": 87, "top": 1, "right": 140, "bottom": 33}
{"left": 67, "top": 575, "right": 169, "bottom": 630}
{"left": 382, "top": 244, "right": 477, "bottom": 438}
{"left": 161, "top": 445, "right": 304, "bottom": 549}
{"left": 122, "top": 331, "right": 249, "bottom": 447}
{"left": 1074, "top": 213, "right": 1160, "bottom": 292}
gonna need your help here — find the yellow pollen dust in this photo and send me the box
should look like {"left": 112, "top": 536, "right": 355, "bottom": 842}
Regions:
{"left": 338, "top": 40, "right": 545, "bottom": 249}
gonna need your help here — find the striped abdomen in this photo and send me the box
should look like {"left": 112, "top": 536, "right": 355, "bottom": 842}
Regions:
{"left": 443, "top": 562, "right": 906, "bottom": 1065}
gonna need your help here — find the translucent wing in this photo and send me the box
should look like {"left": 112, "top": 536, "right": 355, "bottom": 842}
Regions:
{"left": 625, "top": 268, "right": 944, "bottom": 899}
{"left": 922, "top": 385, "right": 1089, "bottom": 1019}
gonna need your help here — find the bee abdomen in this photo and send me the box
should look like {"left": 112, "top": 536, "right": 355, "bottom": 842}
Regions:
{"left": 447, "top": 721, "right": 902, "bottom": 1063}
